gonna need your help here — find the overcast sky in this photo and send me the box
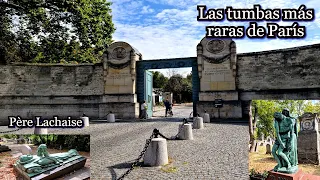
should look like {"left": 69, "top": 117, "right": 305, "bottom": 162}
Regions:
{"left": 110, "top": 0, "right": 320, "bottom": 77}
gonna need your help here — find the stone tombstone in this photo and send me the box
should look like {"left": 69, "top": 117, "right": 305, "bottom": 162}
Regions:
{"left": 20, "top": 144, "right": 32, "bottom": 155}
{"left": 297, "top": 113, "right": 320, "bottom": 165}
{"left": 266, "top": 144, "right": 272, "bottom": 154}
{"left": 104, "top": 41, "right": 142, "bottom": 94}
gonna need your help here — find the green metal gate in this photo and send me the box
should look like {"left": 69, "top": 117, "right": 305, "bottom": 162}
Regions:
{"left": 144, "top": 70, "right": 153, "bottom": 118}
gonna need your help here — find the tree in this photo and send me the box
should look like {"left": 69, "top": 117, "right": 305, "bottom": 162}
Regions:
{"left": 0, "top": 0, "right": 115, "bottom": 63}
{"left": 303, "top": 101, "right": 320, "bottom": 113}
{"left": 249, "top": 100, "right": 319, "bottom": 152}
{"left": 249, "top": 101, "right": 258, "bottom": 152}
{"left": 164, "top": 74, "right": 192, "bottom": 103}
{"left": 152, "top": 71, "right": 168, "bottom": 89}
{"left": 274, "top": 100, "right": 306, "bottom": 117}
{"left": 164, "top": 74, "right": 183, "bottom": 94}
{"left": 166, "top": 69, "right": 178, "bottom": 78}
{"left": 186, "top": 72, "right": 192, "bottom": 83}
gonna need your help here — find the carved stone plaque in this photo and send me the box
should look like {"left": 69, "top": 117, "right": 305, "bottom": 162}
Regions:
{"left": 111, "top": 47, "right": 127, "bottom": 60}
{"left": 206, "top": 40, "right": 226, "bottom": 54}
{"left": 301, "top": 119, "right": 314, "bottom": 131}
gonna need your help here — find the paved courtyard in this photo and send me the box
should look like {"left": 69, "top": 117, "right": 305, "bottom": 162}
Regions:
{"left": 0, "top": 104, "right": 249, "bottom": 179}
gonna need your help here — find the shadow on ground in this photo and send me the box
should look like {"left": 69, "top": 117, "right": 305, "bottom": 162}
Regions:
{"left": 108, "top": 161, "right": 144, "bottom": 180}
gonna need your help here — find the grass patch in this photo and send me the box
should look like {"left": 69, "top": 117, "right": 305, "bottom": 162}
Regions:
{"left": 183, "top": 162, "right": 188, "bottom": 165}
{"left": 160, "top": 156, "right": 178, "bottom": 173}
{"left": 161, "top": 166, "right": 178, "bottom": 173}
{"left": 249, "top": 145, "right": 320, "bottom": 175}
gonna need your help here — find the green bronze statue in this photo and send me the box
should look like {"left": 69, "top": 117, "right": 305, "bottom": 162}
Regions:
{"left": 15, "top": 144, "right": 84, "bottom": 177}
{"left": 272, "top": 108, "right": 298, "bottom": 174}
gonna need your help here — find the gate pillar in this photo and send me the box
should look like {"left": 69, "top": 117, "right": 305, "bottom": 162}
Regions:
{"left": 196, "top": 38, "right": 242, "bottom": 122}
{"left": 100, "top": 42, "right": 142, "bottom": 119}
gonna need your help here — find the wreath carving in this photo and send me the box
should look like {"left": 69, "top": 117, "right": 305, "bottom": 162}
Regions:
{"left": 107, "top": 61, "right": 131, "bottom": 69}
{"left": 201, "top": 53, "right": 231, "bottom": 64}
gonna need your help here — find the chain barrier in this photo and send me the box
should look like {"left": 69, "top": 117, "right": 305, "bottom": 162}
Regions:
{"left": 117, "top": 118, "right": 189, "bottom": 179}
{"left": 117, "top": 130, "right": 156, "bottom": 180}
{"left": 155, "top": 118, "right": 189, "bottom": 140}
{"left": 0, "top": 128, "right": 22, "bottom": 134}
{"left": 97, "top": 111, "right": 113, "bottom": 120}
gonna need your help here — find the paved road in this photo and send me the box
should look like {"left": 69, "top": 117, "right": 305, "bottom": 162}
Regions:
{"left": 152, "top": 103, "right": 193, "bottom": 119}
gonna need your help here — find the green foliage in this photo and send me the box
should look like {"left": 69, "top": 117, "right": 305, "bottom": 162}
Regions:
{"left": 253, "top": 100, "right": 280, "bottom": 138}
{"left": 0, "top": 134, "right": 18, "bottom": 139}
{"left": 152, "top": 71, "right": 192, "bottom": 103}
{"left": 152, "top": 71, "right": 168, "bottom": 88}
{"left": 0, "top": 0, "right": 115, "bottom": 63}
{"left": 164, "top": 73, "right": 192, "bottom": 102}
{"left": 14, "top": 135, "right": 90, "bottom": 152}
{"left": 304, "top": 101, "right": 320, "bottom": 113}
{"left": 249, "top": 168, "right": 269, "bottom": 179}
{"left": 253, "top": 100, "right": 319, "bottom": 139}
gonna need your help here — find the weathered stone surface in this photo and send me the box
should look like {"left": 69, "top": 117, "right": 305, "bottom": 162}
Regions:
{"left": 197, "top": 101, "right": 243, "bottom": 120}
{"left": 107, "top": 114, "right": 115, "bottom": 123}
{"left": 0, "top": 64, "right": 103, "bottom": 96}
{"left": 237, "top": 44, "right": 320, "bottom": 91}
{"left": 199, "top": 91, "right": 238, "bottom": 101}
{"left": 193, "top": 117, "right": 204, "bottom": 129}
{"left": 203, "top": 113, "right": 210, "bottom": 123}
{"left": 81, "top": 116, "right": 90, "bottom": 127}
{"left": 178, "top": 124, "right": 193, "bottom": 140}
{"left": 297, "top": 131, "right": 320, "bottom": 165}
{"left": 298, "top": 113, "right": 320, "bottom": 165}
{"left": 266, "top": 144, "right": 272, "bottom": 154}
{"left": 34, "top": 128, "right": 48, "bottom": 135}
{"left": 20, "top": 145, "right": 32, "bottom": 155}
{"left": 143, "top": 138, "right": 168, "bottom": 167}
{"left": 197, "top": 38, "right": 237, "bottom": 92}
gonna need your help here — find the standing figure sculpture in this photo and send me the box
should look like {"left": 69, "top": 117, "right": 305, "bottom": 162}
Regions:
{"left": 271, "top": 109, "right": 298, "bottom": 173}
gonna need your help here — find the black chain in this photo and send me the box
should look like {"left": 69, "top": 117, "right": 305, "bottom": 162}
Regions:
{"left": 116, "top": 119, "right": 188, "bottom": 179}
{"left": 156, "top": 118, "right": 188, "bottom": 140}
{"left": 0, "top": 128, "right": 22, "bottom": 134}
{"left": 117, "top": 131, "right": 155, "bottom": 180}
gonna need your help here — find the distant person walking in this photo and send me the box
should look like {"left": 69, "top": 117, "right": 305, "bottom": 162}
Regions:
{"left": 163, "top": 98, "right": 172, "bottom": 117}
{"left": 140, "top": 100, "right": 147, "bottom": 119}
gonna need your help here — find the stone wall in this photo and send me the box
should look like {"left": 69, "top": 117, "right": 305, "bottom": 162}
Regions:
{"left": 0, "top": 64, "right": 104, "bottom": 96}
{"left": 237, "top": 44, "right": 320, "bottom": 92}
{"left": 0, "top": 64, "right": 137, "bottom": 125}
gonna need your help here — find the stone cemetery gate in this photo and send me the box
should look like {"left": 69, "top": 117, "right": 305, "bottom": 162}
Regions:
{"left": 0, "top": 37, "right": 320, "bottom": 124}
{"left": 136, "top": 57, "right": 199, "bottom": 118}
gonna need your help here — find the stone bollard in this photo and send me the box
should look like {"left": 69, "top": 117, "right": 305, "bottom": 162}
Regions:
{"left": 203, "top": 113, "right": 210, "bottom": 123}
{"left": 107, "top": 113, "right": 115, "bottom": 123}
{"left": 178, "top": 124, "right": 193, "bottom": 140}
{"left": 34, "top": 128, "right": 48, "bottom": 135}
{"left": 80, "top": 116, "right": 90, "bottom": 127}
{"left": 193, "top": 117, "right": 204, "bottom": 129}
{"left": 143, "top": 138, "right": 168, "bottom": 166}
